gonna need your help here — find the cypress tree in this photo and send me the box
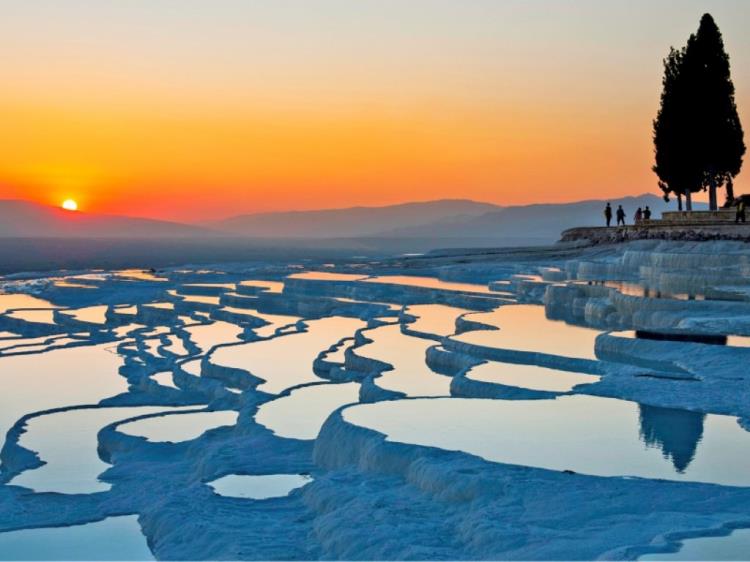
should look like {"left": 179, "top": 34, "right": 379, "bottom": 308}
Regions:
{"left": 653, "top": 14, "right": 745, "bottom": 211}
{"left": 653, "top": 47, "right": 700, "bottom": 210}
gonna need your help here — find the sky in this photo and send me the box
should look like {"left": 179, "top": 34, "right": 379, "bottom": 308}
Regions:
{"left": 2, "top": 0, "right": 750, "bottom": 222}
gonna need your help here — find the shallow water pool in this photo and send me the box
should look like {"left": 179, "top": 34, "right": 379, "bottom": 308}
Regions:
{"left": 466, "top": 361, "right": 599, "bottom": 392}
{"left": 118, "top": 410, "right": 238, "bottom": 442}
{"left": 256, "top": 382, "right": 360, "bottom": 439}
{"left": 0, "top": 344, "right": 129, "bottom": 456}
{"left": 639, "top": 528, "right": 750, "bottom": 560}
{"left": 405, "top": 304, "right": 468, "bottom": 337}
{"left": 288, "top": 272, "right": 367, "bottom": 281}
{"left": 0, "top": 515, "right": 153, "bottom": 560}
{"left": 364, "top": 275, "right": 492, "bottom": 294}
{"left": 64, "top": 306, "right": 109, "bottom": 325}
{"left": 208, "top": 473, "right": 312, "bottom": 499}
{"left": 238, "top": 280, "right": 284, "bottom": 293}
{"left": 0, "top": 294, "right": 58, "bottom": 314}
{"left": 10, "top": 406, "right": 185, "bottom": 494}
{"left": 454, "top": 305, "right": 599, "bottom": 360}
{"left": 183, "top": 321, "right": 243, "bottom": 353}
{"left": 209, "top": 317, "right": 364, "bottom": 394}
{"left": 6, "top": 309, "right": 57, "bottom": 325}
{"left": 343, "top": 395, "right": 750, "bottom": 486}
{"left": 356, "top": 324, "right": 449, "bottom": 397}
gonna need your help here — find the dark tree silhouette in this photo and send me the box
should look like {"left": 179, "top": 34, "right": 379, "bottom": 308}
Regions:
{"left": 653, "top": 47, "right": 699, "bottom": 210}
{"left": 639, "top": 404, "right": 705, "bottom": 473}
{"left": 653, "top": 14, "right": 745, "bottom": 211}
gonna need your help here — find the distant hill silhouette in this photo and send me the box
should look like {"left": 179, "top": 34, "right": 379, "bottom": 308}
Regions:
{"left": 0, "top": 195, "right": 699, "bottom": 243}
{"left": 206, "top": 199, "right": 501, "bottom": 238}
{"left": 373, "top": 194, "right": 706, "bottom": 242}
{"left": 0, "top": 200, "right": 215, "bottom": 238}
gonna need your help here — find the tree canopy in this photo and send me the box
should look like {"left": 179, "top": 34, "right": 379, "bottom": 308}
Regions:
{"left": 653, "top": 13, "right": 745, "bottom": 210}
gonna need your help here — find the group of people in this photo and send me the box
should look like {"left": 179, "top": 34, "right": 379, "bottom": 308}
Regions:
{"left": 604, "top": 203, "right": 651, "bottom": 227}
{"left": 603, "top": 200, "right": 750, "bottom": 226}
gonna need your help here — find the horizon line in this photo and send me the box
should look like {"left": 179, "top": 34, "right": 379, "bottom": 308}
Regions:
{"left": 1, "top": 192, "right": 669, "bottom": 224}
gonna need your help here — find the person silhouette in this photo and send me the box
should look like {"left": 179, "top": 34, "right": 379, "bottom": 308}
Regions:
{"left": 644, "top": 206, "right": 652, "bottom": 220}
{"left": 616, "top": 205, "right": 626, "bottom": 226}
{"left": 634, "top": 207, "right": 643, "bottom": 223}
{"left": 736, "top": 200, "right": 746, "bottom": 223}
{"left": 604, "top": 203, "right": 612, "bottom": 227}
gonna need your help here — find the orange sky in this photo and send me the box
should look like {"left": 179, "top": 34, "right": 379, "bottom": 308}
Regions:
{"left": 2, "top": 1, "right": 749, "bottom": 221}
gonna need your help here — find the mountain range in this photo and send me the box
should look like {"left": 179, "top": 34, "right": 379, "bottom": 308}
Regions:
{"left": 0, "top": 200, "right": 213, "bottom": 238}
{"left": 0, "top": 194, "right": 685, "bottom": 244}
{"left": 205, "top": 199, "right": 500, "bottom": 238}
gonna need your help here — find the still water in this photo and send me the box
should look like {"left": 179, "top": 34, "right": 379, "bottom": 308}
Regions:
{"left": 466, "top": 361, "right": 599, "bottom": 392}
{"left": 209, "top": 317, "right": 364, "bottom": 394}
{"left": 639, "top": 528, "right": 750, "bottom": 560}
{"left": 343, "top": 395, "right": 750, "bottom": 486}
{"left": 364, "top": 275, "right": 492, "bottom": 294}
{"left": 256, "top": 382, "right": 360, "bottom": 440}
{"left": 118, "top": 410, "right": 238, "bottom": 443}
{"left": 0, "top": 516, "right": 153, "bottom": 561}
{"left": 356, "top": 324, "right": 450, "bottom": 397}
{"left": 0, "top": 345, "right": 128, "bottom": 454}
{"left": 208, "top": 473, "right": 312, "bottom": 499}
{"left": 454, "top": 305, "right": 599, "bottom": 360}
{"left": 10, "top": 407, "right": 186, "bottom": 494}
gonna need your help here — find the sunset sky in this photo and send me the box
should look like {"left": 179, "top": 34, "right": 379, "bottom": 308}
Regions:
{"left": 2, "top": 0, "right": 750, "bottom": 221}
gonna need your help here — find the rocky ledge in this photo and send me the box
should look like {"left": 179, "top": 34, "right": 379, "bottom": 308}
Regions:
{"left": 561, "top": 222, "right": 750, "bottom": 245}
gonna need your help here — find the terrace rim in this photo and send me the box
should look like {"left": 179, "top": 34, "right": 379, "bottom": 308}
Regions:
{"left": 561, "top": 210, "right": 750, "bottom": 245}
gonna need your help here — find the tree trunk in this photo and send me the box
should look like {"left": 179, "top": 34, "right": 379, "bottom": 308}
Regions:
{"left": 686, "top": 190, "right": 693, "bottom": 211}
{"left": 677, "top": 193, "right": 683, "bottom": 211}
{"left": 709, "top": 178, "right": 718, "bottom": 211}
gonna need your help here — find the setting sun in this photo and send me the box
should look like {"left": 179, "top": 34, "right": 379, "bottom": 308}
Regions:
{"left": 61, "top": 199, "right": 78, "bottom": 211}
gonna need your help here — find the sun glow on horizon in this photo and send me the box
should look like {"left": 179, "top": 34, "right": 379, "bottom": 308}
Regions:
{"left": 61, "top": 199, "right": 78, "bottom": 212}
{"left": 3, "top": 2, "right": 750, "bottom": 222}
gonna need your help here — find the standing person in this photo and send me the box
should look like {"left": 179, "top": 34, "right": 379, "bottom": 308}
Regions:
{"left": 644, "top": 206, "right": 652, "bottom": 220}
{"left": 736, "top": 200, "right": 746, "bottom": 223}
{"left": 616, "top": 205, "right": 626, "bottom": 226}
{"left": 634, "top": 207, "right": 643, "bottom": 223}
{"left": 604, "top": 203, "right": 613, "bottom": 227}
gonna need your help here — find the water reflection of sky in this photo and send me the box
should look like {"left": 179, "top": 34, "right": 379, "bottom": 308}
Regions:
{"left": 344, "top": 395, "right": 750, "bottom": 486}
{"left": 639, "top": 528, "right": 750, "bottom": 560}
{"left": 6, "top": 309, "right": 57, "bottom": 325}
{"left": 287, "top": 272, "right": 367, "bottom": 282}
{"left": 10, "top": 406, "right": 188, "bottom": 494}
{"left": 183, "top": 321, "right": 243, "bottom": 353}
{"left": 455, "top": 305, "right": 599, "bottom": 360}
{"left": 0, "top": 293, "right": 58, "bottom": 313}
{"left": 0, "top": 345, "right": 128, "bottom": 452}
{"left": 63, "top": 305, "right": 109, "bottom": 324}
{"left": 405, "top": 304, "right": 468, "bottom": 337}
{"left": 364, "top": 275, "right": 492, "bottom": 294}
{"left": 209, "top": 474, "right": 312, "bottom": 499}
{"left": 209, "top": 316, "right": 363, "bottom": 394}
{"left": 118, "top": 410, "right": 238, "bottom": 443}
{"left": 238, "top": 280, "right": 285, "bottom": 293}
{"left": 257, "top": 382, "right": 360, "bottom": 439}
{"left": 0, "top": 515, "right": 154, "bottom": 561}
{"left": 467, "top": 361, "right": 599, "bottom": 392}
{"left": 356, "top": 324, "right": 450, "bottom": 397}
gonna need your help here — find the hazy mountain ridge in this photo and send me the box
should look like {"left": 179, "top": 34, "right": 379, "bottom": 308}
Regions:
{"left": 373, "top": 194, "right": 705, "bottom": 241}
{"left": 0, "top": 195, "right": 695, "bottom": 242}
{"left": 206, "top": 199, "right": 502, "bottom": 238}
{"left": 0, "top": 200, "right": 216, "bottom": 238}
